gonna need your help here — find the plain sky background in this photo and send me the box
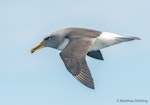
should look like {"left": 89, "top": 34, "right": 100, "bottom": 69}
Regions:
{"left": 0, "top": 0, "right": 150, "bottom": 105}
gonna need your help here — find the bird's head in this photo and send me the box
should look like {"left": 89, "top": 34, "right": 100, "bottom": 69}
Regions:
{"left": 31, "top": 35, "right": 53, "bottom": 53}
{"left": 31, "top": 34, "right": 63, "bottom": 53}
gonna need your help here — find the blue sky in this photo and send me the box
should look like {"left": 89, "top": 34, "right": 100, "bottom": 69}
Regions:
{"left": 0, "top": 0, "right": 150, "bottom": 105}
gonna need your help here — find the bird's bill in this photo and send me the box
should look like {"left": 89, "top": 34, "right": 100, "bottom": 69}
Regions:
{"left": 31, "top": 40, "right": 46, "bottom": 53}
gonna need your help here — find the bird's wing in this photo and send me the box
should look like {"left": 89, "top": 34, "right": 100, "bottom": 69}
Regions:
{"left": 66, "top": 28, "right": 101, "bottom": 39}
{"left": 60, "top": 38, "right": 95, "bottom": 89}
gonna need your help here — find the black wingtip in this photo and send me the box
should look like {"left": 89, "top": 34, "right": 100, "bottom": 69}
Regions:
{"left": 74, "top": 75, "right": 95, "bottom": 90}
{"left": 86, "top": 84, "right": 95, "bottom": 89}
{"left": 90, "top": 86, "right": 95, "bottom": 89}
{"left": 84, "top": 84, "right": 95, "bottom": 89}
{"left": 88, "top": 83, "right": 95, "bottom": 89}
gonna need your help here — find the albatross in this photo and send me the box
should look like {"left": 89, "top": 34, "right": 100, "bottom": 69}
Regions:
{"left": 31, "top": 27, "right": 140, "bottom": 89}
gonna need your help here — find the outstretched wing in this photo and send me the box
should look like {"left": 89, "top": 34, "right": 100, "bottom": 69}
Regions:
{"left": 60, "top": 38, "right": 95, "bottom": 89}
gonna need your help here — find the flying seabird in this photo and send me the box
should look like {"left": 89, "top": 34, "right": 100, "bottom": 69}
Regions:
{"left": 31, "top": 27, "right": 140, "bottom": 89}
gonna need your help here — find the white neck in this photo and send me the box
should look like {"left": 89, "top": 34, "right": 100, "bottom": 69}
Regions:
{"left": 57, "top": 38, "right": 70, "bottom": 51}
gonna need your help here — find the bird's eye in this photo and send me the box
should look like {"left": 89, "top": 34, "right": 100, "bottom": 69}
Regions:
{"left": 44, "top": 37, "right": 50, "bottom": 40}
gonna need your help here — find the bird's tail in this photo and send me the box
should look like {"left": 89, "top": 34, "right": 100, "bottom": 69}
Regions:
{"left": 116, "top": 36, "right": 141, "bottom": 42}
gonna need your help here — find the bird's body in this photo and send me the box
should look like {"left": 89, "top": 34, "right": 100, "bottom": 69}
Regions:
{"left": 31, "top": 27, "right": 140, "bottom": 89}
{"left": 49, "top": 28, "right": 140, "bottom": 51}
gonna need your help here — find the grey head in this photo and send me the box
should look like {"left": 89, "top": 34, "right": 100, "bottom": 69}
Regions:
{"left": 44, "top": 28, "right": 70, "bottom": 49}
{"left": 44, "top": 35, "right": 64, "bottom": 49}
{"left": 30, "top": 28, "right": 69, "bottom": 53}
